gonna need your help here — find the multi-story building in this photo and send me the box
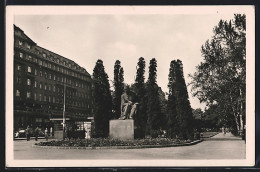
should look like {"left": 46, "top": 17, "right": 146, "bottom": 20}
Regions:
{"left": 13, "top": 25, "right": 93, "bottom": 136}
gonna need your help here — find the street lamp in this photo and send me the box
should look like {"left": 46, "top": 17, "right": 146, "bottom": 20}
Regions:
{"left": 62, "top": 83, "right": 66, "bottom": 140}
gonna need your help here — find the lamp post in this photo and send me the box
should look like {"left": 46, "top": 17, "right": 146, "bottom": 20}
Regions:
{"left": 62, "top": 83, "right": 66, "bottom": 140}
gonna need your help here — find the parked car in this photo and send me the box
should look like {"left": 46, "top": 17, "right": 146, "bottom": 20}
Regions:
{"left": 14, "top": 128, "right": 45, "bottom": 138}
{"left": 14, "top": 129, "right": 26, "bottom": 138}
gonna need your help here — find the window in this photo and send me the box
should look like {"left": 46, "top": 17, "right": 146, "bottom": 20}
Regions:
{"left": 44, "top": 95, "right": 47, "bottom": 102}
{"left": 49, "top": 96, "right": 51, "bottom": 102}
{"left": 61, "top": 68, "right": 63, "bottom": 73}
{"left": 49, "top": 74, "right": 52, "bottom": 80}
{"left": 44, "top": 72, "right": 47, "bottom": 78}
{"left": 27, "top": 66, "right": 32, "bottom": 73}
{"left": 48, "top": 63, "right": 51, "bottom": 68}
{"left": 18, "top": 41, "right": 23, "bottom": 45}
{"left": 34, "top": 81, "right": 37, "bottom": 88}
{"left": 27, "top": 79, "right": 31, "bottom": 86}
{"left": 36, "top": 118, "right": 42, "bottom": 122}
{"left": 39, "top": 71, "right": 42, "bottom": 77}
{"left": 53, "top": 86, "right": 56, "bottom": 92}
{"left": 44, "top": 84, "right": 47, "bottom": 90}
{"left": 34, "top": 69, "right": 38, "bottom": 75}
{"left": 53, "top": 96, "right": 55, "bottom": 103}
{"left": 39, "top": 94, "right": 42, "bottom": 101}
{"left": 26, "top": 91, "right": 31, "bottom": 98}
{"left": 43, "top": 61, "right": 47, "bottom": 67}
{"left": 57, "top": 66, "right": 60, "bottom": 72}
{"left": 53, "top": 75, "right": 56, "bottom": 80}
{"left": 49, "top": 85, "right": 51, "bottom": 91}
{"left": 27, "top": 45, "right": 31, "bottom": 49}
{"left": 33, "top": 57, "right": 37, "bottom": 63}
{"left": 16, "top": 77, "right": 21, "bottom": 84}
{"left": 19, "top": 52, "right": 23, "bottom": 58}
{"left": 16, "top": 90, "right": 20, "bottom": 97}
{"left": 39, "top": 60, "right": 42, "bottom": 66}
{"left": 34, "top": 93, "right": 37, "bottom": 100}
{"left": 28, "top": 55, "right": 32, "bottom": 61}
{"left": 17, "top": 65, "right": 21, "bottom": 71}
{"left": 43, "top": 53, "right": 46, "bottom": 58}
{"left": 39, "top": 83, "right": 42, "bottom": 89}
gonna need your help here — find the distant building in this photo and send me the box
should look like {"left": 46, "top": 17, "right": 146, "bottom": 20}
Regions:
{"left": 13, "top": 25, "right": 94, "bottom": 134}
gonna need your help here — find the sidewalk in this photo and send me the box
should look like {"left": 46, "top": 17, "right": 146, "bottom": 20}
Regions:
{"left": 14, "top": 137, "right": 54, "bottom": 141}
{"left": 204, "top": 132, "right": 242, "bottom": 141}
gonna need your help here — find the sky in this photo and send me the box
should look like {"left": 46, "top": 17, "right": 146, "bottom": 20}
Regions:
{"left": 14, "top": 12, "right": 236, "bottom": 110}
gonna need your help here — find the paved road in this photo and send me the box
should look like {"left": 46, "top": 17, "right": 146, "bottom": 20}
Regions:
{"left": 13, "top": 132, "right": 245, "bottom": 160}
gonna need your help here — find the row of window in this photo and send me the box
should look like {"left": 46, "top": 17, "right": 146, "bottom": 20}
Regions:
{"left": 18, "top": 40, "right": 31, "bottom": 49}
{"left": 16, "top": 64, "right": 89, "bottom": 89}
{"left": 20, "top": 77, "right": 89, "bottom": 99}
{"left": 15, "top": 90, "right": 90, "bottom": 108}
{"left": 17, "top": 51, "right": 88, "bottom": 81}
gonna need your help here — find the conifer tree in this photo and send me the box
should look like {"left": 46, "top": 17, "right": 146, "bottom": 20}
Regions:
{"left": 134, "top": 57, "right": 147, "bottom": 138}
{"left": 92, "top": 59, "right": 112, "bottom": 137}
{"left": 146, "top": 58, "right": 163, "bottom": 137}
{"left": 167, "top": 60, "right": 178, "bottom": 138}
{"left": 113, "top": 60, "right": 124, "bottom": 119}
{"left": 174, "top": 60, "right": 194, "bottom": 139}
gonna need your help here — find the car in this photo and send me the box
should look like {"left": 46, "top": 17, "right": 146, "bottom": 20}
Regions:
{"left": 14, "top": 129, "right": 26, "bottom": 138}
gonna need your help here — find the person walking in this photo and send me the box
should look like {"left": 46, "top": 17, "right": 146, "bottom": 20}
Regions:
{"left": 50, "top": 127, "right": 53, "bottom": 137}
{"left": 34, "top": 127, "right": 40, "bottom": 141}
{"left": 44, "top": 128, "right": 49, "bottom": 141}
{"left": 25, "top": 125, "right": 31, "bottom": 141}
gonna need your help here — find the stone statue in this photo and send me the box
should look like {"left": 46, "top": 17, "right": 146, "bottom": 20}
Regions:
{"left": 119, "top": 85, "right": 138, "bottom": 120}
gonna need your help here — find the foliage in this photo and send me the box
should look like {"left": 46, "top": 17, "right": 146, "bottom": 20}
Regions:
{"left": 146, "top": 58, "right": 163, "bottom": 136}
{"left": 133, "top": 57, "right": 147, "bottom": 138}
{"left": 92, "top": 59, "right": 112, "bottom": 137}
{"left": 113, "top": 60, "right": 124, "bottom": 119}
{"left": 168, "top": 60, "right": 194, "bottom": 139}
{"left": 189, "top": 14, "right": 246, "bottom": 135}
{"left": 35, "top": 137, "right": 194, "bottom": 147}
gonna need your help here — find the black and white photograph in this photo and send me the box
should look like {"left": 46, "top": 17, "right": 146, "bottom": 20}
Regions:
{"left": 5, "top": 6, "right": 255, "bottom": 167}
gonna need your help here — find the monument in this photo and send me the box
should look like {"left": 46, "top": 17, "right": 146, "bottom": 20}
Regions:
{"left": 109, "top": 85, "right": 138, "bottom": 140}
{"left": 109, "top": 119, "right": 134, "bottom": 140}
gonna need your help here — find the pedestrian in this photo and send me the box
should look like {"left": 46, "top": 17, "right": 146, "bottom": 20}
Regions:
{"left": 25, "top": 125, "right": 31, "bottom": 141}
{"left": 35, "top": 127, "right": 40, "bottom": 141}
{"left": 44, "top": 128, "right": 48, "bottom": 141}
{"left": 50, "top": 127, "right": 53, "bottom": 137}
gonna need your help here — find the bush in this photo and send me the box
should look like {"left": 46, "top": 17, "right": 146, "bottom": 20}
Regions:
{"left": 35, "top": 137, "right": 196, "bottom": 148}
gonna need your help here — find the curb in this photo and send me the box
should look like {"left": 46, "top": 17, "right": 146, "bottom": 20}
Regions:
{"left": 32, "top": 139, "right": 203, "bottom": 150}
{"left": 201, "top": 132, "right": 219, "bottom": 138}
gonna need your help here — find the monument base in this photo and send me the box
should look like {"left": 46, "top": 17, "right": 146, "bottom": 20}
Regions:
{"left": 109, "top": 119, "right": 134, "bottom": 140}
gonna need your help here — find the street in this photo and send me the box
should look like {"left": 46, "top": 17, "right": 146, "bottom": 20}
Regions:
{"left": 13, "top": 132, "right": 245, "bottom": 160}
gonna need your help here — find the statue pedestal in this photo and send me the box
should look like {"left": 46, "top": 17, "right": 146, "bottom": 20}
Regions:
{"left": 109, "top": 119, "right": 134, "bottom": 140}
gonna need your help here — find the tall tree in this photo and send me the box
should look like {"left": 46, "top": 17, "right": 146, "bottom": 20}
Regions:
{"left": 189, "top": 14, "right": 246, "bottom": 135}
{"left": 113, "top": 60, "right": 124, "bottom": 119}
{"left": 133, "top": 57, "right": 147, "bottom": 138}
{"left": 92, "top": 59, "right": 112, "bottom": 137}
{"left": 175, "top": 60, "right": 194, "bottom": 139}
{"left": 168, "top": 60, "right": 194, "bottom": 139}
{"left": 146, "top": 58, "right": 163, "bottom": 137}
{"left": 167, "top": 60, "right": 178, "bottom": 138}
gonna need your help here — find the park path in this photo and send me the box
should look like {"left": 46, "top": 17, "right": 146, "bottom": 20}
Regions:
{"left": 13, "top": 132, "right": 245, "bottom": 160}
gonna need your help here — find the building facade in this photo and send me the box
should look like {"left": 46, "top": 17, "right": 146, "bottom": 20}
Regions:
{"left": 13, "top": 25, "right": 94, "bottom": 134}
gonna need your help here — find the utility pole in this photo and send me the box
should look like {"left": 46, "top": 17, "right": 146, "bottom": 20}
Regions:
{"left": 62, "top": 83, "right": 66, "bottom": 140}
